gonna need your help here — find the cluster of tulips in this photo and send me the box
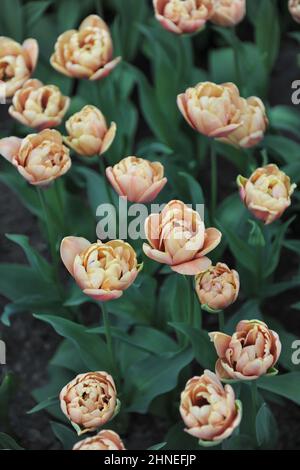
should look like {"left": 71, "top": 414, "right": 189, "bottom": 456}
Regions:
{"left": 0, "top": 0, "right": 298, "bottom": 451}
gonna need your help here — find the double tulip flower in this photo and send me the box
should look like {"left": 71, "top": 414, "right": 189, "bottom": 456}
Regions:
{"left": 153, "top": 0, "right": 246, "bottom": 35}
{"left": 289, "top": 0, "right": 300, "bottom": 23}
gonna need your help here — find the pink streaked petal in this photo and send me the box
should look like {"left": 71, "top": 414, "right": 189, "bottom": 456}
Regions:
{"left": 197, "top": 228, "right": 222, "bottom": 257}
{"left": 215, "top": 359, "right": 234, "bottom": 380}
{"left": 171, "top": 256, "right": 212, "bottom": 275}
{"left": 83, "top": 288, "right": 123, "bottom": 302}
{"left": 138, "top": 177, "right": 167, "bottom": 203}
{"left": 156, "top": 14, "right": 182, "bottom": 34}
{"left": 0, "top": 137, "right": 22, "bottom": 163}
{"left": 22, "top": 38, "right": 39, "bottom": 70}
{"left": 100, "top": 122, "right": 117, "bottom": 155}
{"left": 143, "top": 243, "right": 173, "bottom": 265}
{"left": 90, "top": 57, "right": 121, "bottom": 81}
{"left": 60, "top": 236, "right": 91, "bottom": 276}
{"left": 209, "top": 123, "right": 242, "bottom": 138}
{"left": 144, "top": 213, "right": 161, "bottom": 249}
{"left": 177, "top": 93, "right": 196, "bottom": 130}
{"left": 106, "top": 166, "right": 124, "bottom": 197}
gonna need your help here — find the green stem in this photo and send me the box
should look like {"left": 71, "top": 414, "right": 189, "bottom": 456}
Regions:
{"left": 101, "top": 302, "right": 118, "bottom": 378}
{"left": 54, "top": 180, "right": 68, "bottom": 234}
{"left": 37, "top": 188, "right": 57, "bottom": 267}
{"left": 210, "top": 143, "right": 217, "bottom": 222}
{"left": 99, "top": 157, "right": 115, "bottom": 207}
{"left": 218, "top": 310, "right": 225, "bottom": 331}
{"left": 251, "top": 380, "right": 258, "bottom": 443}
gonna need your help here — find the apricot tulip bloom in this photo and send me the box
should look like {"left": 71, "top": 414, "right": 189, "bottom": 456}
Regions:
{"left": 73, "top": 430, "right": 125, "bottom": 450}
{"left": 0, "top": 129, "right": 71, "bottom": 186}
{"left": 180, "top": 370, "right": 242, "bottom": 444}
{"left": 106, "top": 156, "right": 167, "bottom": 203}
{"left": 143, "top": 200, "right": 222, "bottom": 275}
{"left": 289, "top": 0, "right": 300, "bottom": 23}
{"left": 50, "top": 15, "right": 121, "bottom": 80}
{"left": 0, "top": 36, "right": 38, "bottom": 98}
{"left": 210, "top": 0, "right": 246, "bottom": 27}
{"left": 210, "top": 320, "right": 282, "bottom": 381}
{"left": 60, "top": 237, "right": 141, "bottom": 301}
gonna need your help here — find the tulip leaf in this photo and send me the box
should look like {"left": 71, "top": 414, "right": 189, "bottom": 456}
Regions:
{"left": 264, "top": 316, "right": 300, "bottom": 372}
{"left": 257, "top": 373, "right": 300, "bottom": 405}
{"left": 148, "top": 442, "right": 167, "bottom": 451}
{"left": 255, "top": 0, "right": 280, "bottom": 71}
{"left": 28, "top": 395, "right": 58, "bottom": 415}
{"left": 256, "top": 403, "right": 278, "bottom": 449}
{"left": 0, "top": 0, "right": 23, "bottom": 41}
{"left": 50, "top": 422, "right": 77, "bottom": 450}
{"left": 126, "top": 348, "right": 193, "bottom": 413}
{"left": 264, "top": 217, "right": 295, "bottom": 278}
{"left": 0, "top": 373, "right": 17, "bottom": 425}
{"left": 169, "top": 322, "right": 216, "bottom": 370}
{"left": 178, "top": 172, "right": 205, "bottom": 207}
{"left": 34, "top": 314, "right": 111, "bottom": 372}
{"left": 269, "top": 106, "right": 300, "bottom": 136}
{"left": 164, "top": 422, "right": 200, "bottom": 451}
{"left": 0, "top": 433, "right": 24, "bottom": 451}
{"left": 24, "top": 1, "right": 52, "bottom": 32}
{"left": 222, "top": 434, "right": 255, "bottom": 450}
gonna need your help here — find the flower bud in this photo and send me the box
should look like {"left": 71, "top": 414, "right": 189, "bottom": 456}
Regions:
{"left": 210, "top": 0, "right": 246, "bottom": 27}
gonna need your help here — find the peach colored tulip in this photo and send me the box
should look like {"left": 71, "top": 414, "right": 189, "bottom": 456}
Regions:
{"left": 218, "top": 96, "right": 268, "bottom": 148}
{"left": 50, "top": 15, "right": 121, "bottom": 80}
{"left": 177, "top": 81, "right": 242, "bottom": 138}
{"left": 210, "top": 0, "right": 246, "bottom": 27}
{"left": 195, "top": 263, "right": 239, "bottom": 311}
{"left": 153, "top": 0, "right": 214, "bottom": 34}
{"left": 0, "top": 129, "right": 71, "bottom": 186}
{"left": 9, "top": 79, "right": 70, "bottom": 130}
{"left": 0, "top": 36, "right": 38, "bottom": 98}
{"left": 106, "top": 156, "right": 167, "bottom": 203}
{"left": 289, "top": 0, "right": 300, "bottom": 23}
{"left": 73, "top": 430, "right": 125, "bottom": 450}
{"left": 180, "top": 370, "right": 242, "bottom": 444}
{"left": 237, "top": 164, "right": 296, "bottom": 225}
{"left": 60, "top": 237, "right": 141, "bottom": 302}
{"left": 143, "top": 200, "right": 222, "bottom": 275}
{"left": 210, "top": 320, "right": 282, "bottom": 381}
{"left": 60, "top": 372, "right": 117, "bottom": 435}
{"left": 64, "top": 105, "right": 116, "bottom": 157}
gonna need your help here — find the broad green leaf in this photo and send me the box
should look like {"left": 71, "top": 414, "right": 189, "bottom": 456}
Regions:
{"left": 126, "top": 348, "right": 193, "bottom": 413}
{"left": 148, "top": 442, "right": 167, "bottom": 450}
{"left": 0, "top": 433, "right": 23, "bottom": 450}
{"left": 178, "top": 172, "right": 205, "bottom": 206}
{"left": 169, "top": 323, "right": 216, "bottom": 370}
{"left": 28, "top": 395, "right": 58, "bottom": 414}
{"left": 34, "top": 314, "right": 110, "bottom": 372}
{"left": 24, "top": 1, "right": 52, "bottom": 32}
{"left": 264, "top": 135, "right": 300, "bottom": 163}
{"left": 255, "top": 0, "right": 280, "bottom": 71}
{"left": 258, "top": 373, "right": 300, "bottom": 405}
{"left": 269, "top": 106, "right": 300, "bottom": 136}
{"left": 0, "top": 0, "right": 23, "bottom": 41}
{"left": 164, "top": 422, "right": 199, "bottom": 451}
{"left": 223, "top": 434, "right": 254, "bottom": 450}
{"left": 264, "top": 217, "right": 295, "bottom": 278}
{"left": 256, "top": 403, "right": 278, "bottom": 449}
{"left": 50, "top": 422, "right": 77, "bottom": 450}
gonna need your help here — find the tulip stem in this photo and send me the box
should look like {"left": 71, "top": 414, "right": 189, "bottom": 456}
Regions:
{"left": 98, "top": 157, "right": 115, "bottom": 208}
{"left": 218, "top": 310, "right": 225, "bottom": 331}
{"left": 251, "top": 380, "right": 258, "bottom": 443}
{"left": 210, "top": 143, "right": 217, "bottom": 221}
{"left": 37, "top": 187, "right": 59, "bottom": 275}
{"left": 101, "top": 302, "right": 118, "bottom": 379}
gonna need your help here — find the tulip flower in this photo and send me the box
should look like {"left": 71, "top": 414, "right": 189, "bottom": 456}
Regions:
{"left": 237, "top": 164, "right": 296, "bottom": 225}
{"left": 177, "top": 81, "right": 242, "bottom": 138}
{"left": 210, "top": 0, "right": 246, "bottom": 27}
{"left": 143, "top": 200, "right": 222, "bottom": 275}
{"left": 0, "top": 129, "right": 71, "bottom": 186}
{"left": 60, "top": 372, "right": 118, "bottom": 435}
{"left": 210, "top": 320, "right": 282, "bottom": 381}
{"left": 106, "top": 156, "right": 167, "bottom": 203}
{"left": 180, "top": 370, "right": 242, "bottom": 444}
{"left": 0, "top": 36, "right": 38, "bottom": 98}
{"left": 64, "top": 105, "right": 116, "bottom": 157}
{"left": 50, "top": 15, "right": 121, "bottom": 80}
{"left": 73, "top": 430, "right": 125, "bottom": 450}
{"left": 9, "top": 79, "right": 70, "bottom": 130}
{"left": 153, "top": 0, "right": 214, "bottom": 34}
{"left": 60, "top": 237, "right": 142, "bottom": 301}
{"left": 218, "top": 96, "right": 268, "bottom": 148}
{"left": 195, "top": 263, "right": 239, "bottom": 311}
{"left": 289, "top": 0, "right": 300, "bottom": 23}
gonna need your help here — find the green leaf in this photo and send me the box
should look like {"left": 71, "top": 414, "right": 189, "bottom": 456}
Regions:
{"left": 264, "top": 316, "right": 300, "bottom": 372}
{"left": 164, "top": 422, "right": 199, "bottom": 451}
{"left": 148, "top": 442, "right": 167, "bottom": 450}
{"left": 34, "top": 314, "right": 110, "bottom": 372}
{"left": 258, "top": 373, "right": 300, "bottom": 405}
{"left": 178, "top": 172, "right": 205, "bottom": 206}
{"left": 225, "top": 299, "right": 262, "bottom": 334}
{"left": 256, "top": 403, "right": 278, "bottom": 449}
{"left": 222, "top": 434, "right": 254, "bottom": 450}
{"left": 0, "top": 433, "right": 23, "bottom": 450}
{"left": 264, "top": 135, "right": 300, "bottom": 164}
{"left": 126, "top": 348, "right": 193, "bottom": 413}
{"left": 264, "top": 217, "right": 295, "bottom": 278}
{"left": 5, "top": 234, "right": 53, "bottom": 282}
{"left": 269, "top": 106, "right": 300, "bottom": 136}
{"left": 255, "top": 0, "right": 280, "bottom": 71}
{"left": 57, "top": 0, "right": 82, "bottom": 31}
{"left": 0, "top": 0, "right": 23, "bottom": 41}
{"left": 0, "top": 373, "right": 17, "bottom": 424}
{"left": 28, "top": 395, "right": 58, "bottom": 415}
{"left": 169, "top": 323, "right": 216, "bottom": 370}
{"left": 50, "top": 422, "right": 77, "bottom": 450}
{"left": 24, "top": 1, "right": 52, "bottom": 32}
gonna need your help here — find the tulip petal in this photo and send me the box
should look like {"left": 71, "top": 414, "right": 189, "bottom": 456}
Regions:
{"left": 140, "top": 177, "right": 167, "bottom": 203}
{"left": 83, "top": 288, "right": 123, "bottom": 302}
{"left": 198, "top": 228, "right": 222, "bottom": 257}
{"left": 209, "top": 332, "right": 232, "bottom": 357}
{"left": 177, "top": 93, "right": 196, "bottom": 130}
{"left": 106, "top": 166, "right": 124, "bottom": 197}
{"left": 100, "top": 122, "right": 117, "bottom": 155}
{"left": 0, "top": 137, "right": 22, "bottom": 162}
{"left": 143, "top": 243, "right": 173, "bottom": 265}
{"left": 90, "top": 57, "right": 121, "bottom": 81}
{"left": 171, "top": 256, "right": 212, "bottom": 275}
{"left": 60, "top": 236, "right": 91, "bottom": 276}
{"left": 22, "top": 38, "right": 39, "bottom": 70}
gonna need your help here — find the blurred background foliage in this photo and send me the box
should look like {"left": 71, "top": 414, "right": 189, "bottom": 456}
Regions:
{"left": 0, "top": 0, "right": 300, "bottom": 450}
